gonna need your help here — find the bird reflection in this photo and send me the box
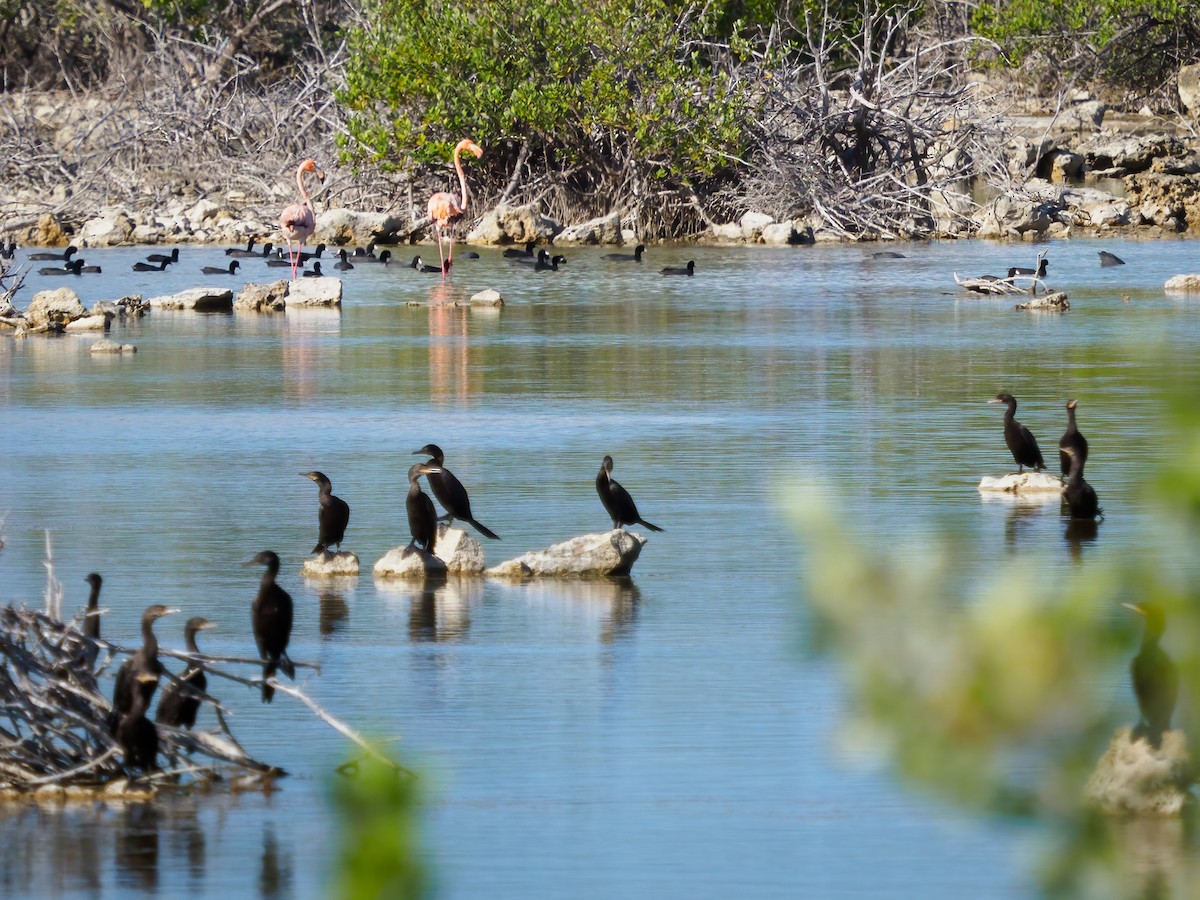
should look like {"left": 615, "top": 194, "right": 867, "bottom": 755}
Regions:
{"left": 1064, "top": 518, "right": 1099, "bottom": 560}
{"left": 114, "top": 803, "right": 160, "bottom": 892}
{"left": 319, "top": 586, "right": 350, "bottom": 636}
{"left": 1004, "top": 502, "right": 1047, "bottom": 550}
{"left": 600, "top": 578, "right": 641, "bottom": 645}
{"left": 407, "top": 577, "right": 472, "bottom": 642}
{"left": 258, "top": 825, "right": 294, "bottom": 900}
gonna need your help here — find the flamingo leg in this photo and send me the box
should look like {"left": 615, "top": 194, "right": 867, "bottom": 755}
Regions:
{"left": 433, "top": 223, "right": 447, "bottom": 282}
{"left": 447, "top": 231, "right": 454, "bottom": 277}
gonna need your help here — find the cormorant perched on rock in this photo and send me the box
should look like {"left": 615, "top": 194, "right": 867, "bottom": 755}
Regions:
{"left": 412, "top": 445, "right": 500, "bottom": 540}
{"left": 1124, "top": 602, "right": 1178, "bottom": 749}
{"left": 117, "top": 672, "right": 160, "bottom": 773}
{"left": 1060, "top": 444, "right": 1101, "bottom": 520}
{"left": 247, "top": 551, "right": 294, "bottom": 704}
{"left": 156, "top": 617, "right": 216, "bottom": 729}
{"left": 1058, "top": 399, "right": 1088, "bottom": 477}
{"left": 111, "top": 605, "right": 178, "bottom": 728}
{"left": 83, "top": 573, "right": 103, "bottom": 643}
{"left": 989, "top": 393, "right": 1046, "bottom": 473}
{"left": 602, "top": 244, "right": 645, "bottom": 262}
{"left": 660, "top": 260, "right": 695, "bottom": 276}
{"left": 404, "top": 463, "right": 444, "bottom": 557}
{"left": 301, "top": 470, "right": 350, "bottom": 554}
{"left": 596, "top": 455, "right": 664, "bottom": 532}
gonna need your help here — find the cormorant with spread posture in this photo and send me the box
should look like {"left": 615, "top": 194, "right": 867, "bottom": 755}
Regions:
{"left": 1060, "top": 444, "right": 1101, "bottom": 520}
{"left": 248, "top": 551, "right": 294, "bottom": 704}
{"left": 1058, "top": 399, "right": 1088, "bottom": 477}
{"left": 989, "top": 393, "right": 1046, "bottom": 473}
{"left": 596, "top": 455, "right": 664, "bottom": 532}
{"left": 1124, "top": 602, "right": 1178, "bottom": 749}
{"left": 404, "top": 463, "right": 444, "bottom": 557}
{"left": 301, "top": 470, "right": 350, "bottom": 554}
{"left": 156, "top": 617, "right": 216, "bottom": 729}
{"left": 413, "top": 445, "right": 500, "bottom": 540}
{"left": 117, "top": 672, "right": 160, "bottom": 773}
{"left": 111, "top": 604, "right": 178, "bottom": 728}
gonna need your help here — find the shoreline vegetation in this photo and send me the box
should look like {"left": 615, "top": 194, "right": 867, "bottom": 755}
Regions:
{"left": 2, "top": 2, "right": 1200, "bottom": 251}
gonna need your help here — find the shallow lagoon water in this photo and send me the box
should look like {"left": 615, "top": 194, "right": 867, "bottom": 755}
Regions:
{"left": 1, "top": 237, "right": 1198, "bottom": 897}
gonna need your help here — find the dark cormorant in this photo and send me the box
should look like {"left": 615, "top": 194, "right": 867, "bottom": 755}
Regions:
{"left": 660, "top": 260, "right": 695, "bottom": 276}
{"left": 146, "top": 248, "right": 180, "bottom": 264}
{"left": 871, "top": 251, "right": 906, "bottom": 259}
{"left": 1008, "top": 258, "right": 1048, "bottom": 278}
{"left": 596, "top": 455, "right": 664, "bottom": 532}
{"left": 334, "top": 249, "right": 354, "bottom": 271}
{"left": 1060, "top": 444, "right": 1101, "bottom": 520}
{"left": 132, "top": 259, "right": 171, "bottom": 272}
{"left": 989, "top": 393, "right": 1046, "bottom": 473}
{"left": 155, "top": 617, "right": 216, "bottom": 730}
{"left": 534, "top": 253, "right": 567, "bottom": 271}
{"left": 0, "top": 240, "right": 15, "bottom": 259}
{"left": 1124, "top": 602, "right": 1178, "bottom": 748}
{"left": 404, "top": 463, "right": 444, "bottom": 557}
{"left": 502, "top": 241, "right": 536, "bottom": 258}
{"left": 603, "top": 244, "right": 645, "bottom": 262}
{"left": 201, "top": 260, "right": 240, "bottom": 275}
{"left": 76, "top": 262, "right": 102, "bottom": 274}
{"left": 39, "top": 259, "right": 85, "bottom": 276}
{"left": 111, "top": 604, "right": 178, "bottom": 726}
{"left": 412, "top": 445, "right": 500, "bottom": 540}
{"left": 226, "top": 238, "right": 256, "bottom": 256}
{"left": 296, "top": 243, "right": 327, "bottom": 263}
{"left": 514, "top": 248, "right": 549, "bottom": 266}
{"left": 83, "top": 573, "right": 103, "bottom": 643}
{"left": 353, "top": 241, "right": 376, "bottom": 258}
{"left": 410, "top": 255, "right": 447, "bottom": 274}
{"left": 1099, "top": 251, "right": 1125, "bottom": 267}
{"left": 1058, "top": 399, "right": 1088, "bottom": 478}
{"left": 357, "top": 250, "right": 393, "bottom": 265}
{"left": 29, "top": 245, "right": 78, "bottom": 261}
{"left": 248, "top": 550, "right": 294, "bottom": 704}
{"left": 117, "top": 672, "right": 160, "bottom": 772}
{"left": 302, "top": 261, "right": 324, "bottom": 278}
{"left": 301, "top": 470, "right": 351, "bottom": 554}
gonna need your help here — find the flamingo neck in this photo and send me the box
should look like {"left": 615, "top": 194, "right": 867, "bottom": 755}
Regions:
{"left": 296, "top": 167, "right": 312, "bottom": 209}
{"left": 454, "top": 146, "right": 469, "bottom": 213}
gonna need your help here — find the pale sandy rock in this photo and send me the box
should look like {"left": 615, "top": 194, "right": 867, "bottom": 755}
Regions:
{"left": 314, "top": 208, "right": 406, "bottom": 246}
{"left": 486, "top": 530, "right": 647, "bottom": 579}
{"left": 25, "top": 288, "right": 86, "bottom": 326}
{"left": 977, "top": 472, "right": 1065, "bottom": 494}
{"left": 1165, "top": 274, "right": 1200, "bottom": 293}
{"left": 1085, "top": 728, "right": 1194, "bottom": 816}
{"left": 373, "top": 546, "right": 448, "bottom": 579}
{"left": 187, "top": 199, "right": 227, "bottom": 224}
{"left": 79, "top": 210, "right": 134, "bottom": 246}
{"left": 148, "top": 287, "right": 234, "bottom": 312}
{"left": 30, "top": 213, "right": 68, "bottom": 246}
{"left": 710, "top": 222, "right": 743, "bottom": 242}
{"left": 235, "top": 280, "right": 289, "bottom": 313}
{"left": 1042, "top": 149, "right": 1083, "bottom": 183}
{"left": 761, "top": 222, "right": 801, "bottom": 245}
{"left": 89, "top": 340, "right": 136, "bottom": 354}
{"left": 301, "top": 551, "right": 360, "bottom": 578}
{"left": 64, "top": 314, "right": 109, "bottom": 332}
{"left": 1179, "top": 63, "right": 1200, "bottom": 117}
{"left": 740, "top": 211, "right": 774, "bottom": 240}
{"left": 1064, "top": 100, "right": 1106, "bottom": 130}
{"left": 434, "top": 527, "right": 486, "bottom": 575}
{"left": 1061, "top": 187, "right": 1130, "bottom": 227}
{"left": 1015, "top": 291, "right": 1070, "bottom": 311}
{"left": 469, "top": 288, "right": 504, "bottom": 307}
{"left": 285, "top": 277, "right": 342, "bottom": 308}
{"left": 557, "top": 211, "right": 621, "bottom": 244}
{"left": 467, "top": 204, "right": 562, "bottom": 245}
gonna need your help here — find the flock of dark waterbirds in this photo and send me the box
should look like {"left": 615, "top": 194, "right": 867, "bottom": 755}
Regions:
{"left": 88, "top": 449, "right": 663, "bottom": 774}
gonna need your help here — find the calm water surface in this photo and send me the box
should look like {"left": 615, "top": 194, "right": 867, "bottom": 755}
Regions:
{"left": 1, "top": 238, "right": 1198, "bottom": 897}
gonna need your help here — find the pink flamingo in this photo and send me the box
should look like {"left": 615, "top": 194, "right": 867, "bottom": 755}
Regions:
{"left": 427, "top": 139, "right": 482, "bottom": 281}
{"left": 279, "top": 159, "right": 326, "bottom": 281}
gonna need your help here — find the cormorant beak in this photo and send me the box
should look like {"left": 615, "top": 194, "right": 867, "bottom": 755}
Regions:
{"left": 242, "top": 557, "right": 261, "bottom": 567}
{"left": 421, "top": 465, "right": 444, "bottom": 475}
{"left": 1122, "top": 603, "right": 1146, "bottom": 616}
{"left": 136, "top": 673, "right": 160, "bottom": 685}
{"left": 987, "top": 397, "right": 1002, "bottom": 404}
{"left": 198, "top": 621, "right": 218, "bottom": 631}
{"left": 162, "top": 608, "right": 182, "bottom": 617}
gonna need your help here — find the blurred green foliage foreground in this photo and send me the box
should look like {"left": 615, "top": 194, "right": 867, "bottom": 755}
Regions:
{"left": 788, "top": 389, "right": 1200, "bottom": 896}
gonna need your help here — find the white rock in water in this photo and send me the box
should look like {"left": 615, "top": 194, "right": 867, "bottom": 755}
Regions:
{"left": 373, "top": 546, "right": 448, "bottom": 579}
{"left": 64, "top": 313, "right": 110, "bottom": 332}
{"left": 148, "top": 287, "right": 234, "bottom": 312}
{"left": 235, "top": 280, "right": 289, "bottom": 313}
{"left": 25, "top": 287, "right": 86, "bottom": 326}
{"left": 1085, "top": 727, "right": 1194, "bottom": 815}
{"left": 486, "top": 530, "right": 647, "bottom": 579}
{"left": 285, "top": 277, "right": 342, "bottom": 308}
{"left": 469, "top": 288, "right": 504, "bottom": 307}
{"left": 434, "top": 526, "right": 486, "bottom": 574}
{"left": 301, "top": 551, "right": 360, "bottom": 578}
{"left": 1014, "top": 291, "right": 1069, "bottom": 311}
{"left": 978, "top": 472, "right": 1065, "bottom": 494}
{"left": 1164, "top": 274, "right": 1200, "bottom": 294}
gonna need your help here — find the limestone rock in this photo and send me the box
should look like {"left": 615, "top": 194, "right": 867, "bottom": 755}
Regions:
{"left": 30, "top": 213, "right": 68, "bottom": 247}
{"left": 1126, "top": 169, "right": 1200, "bottom": 231}
{"left": 25, "top": 288, "right": 87, "bottom": 326}
{"left": 148, "top": 287, "right": 234, "bottom": 312}
{"left": 1041, "top": 149, "right": 1083, "bottom": 183}
{"left": 1179, "top": 63, "right": 1200, "bottom": 117}
{"left": 434, "top": 527, "right": 486, "bottom": 575}
{"left": 740, "top": 212, "right": 775, "bottom": 241}
{"left": 486, "top": 530, "right": 647, "bottom": 579}
{"left": 314, "top": 208, "right": 407, "bottom": 247}
{"left": 1061, "top": 186, "right": 1130, "bottom": 227}
{"left": 64, "top": 314, "right": 110, "bottom": 332}
{"left": 557, "top": 211, "right": 621, "bottom": 244}
{"left": 1064, "top": 100, "right": 1106, "bottom": 131}
{"left": 285, "top": 277, "right": 342, "bottom": 308}
{"left": 710, "top": 222, "right": 744, "bottom": 242}
{"left": 235, "top": 280, "right": 289, "bottom": 313}
{"left": 373, "top": 546, "right": 448, "bottom": 579}
{"left": 89, "top": 339, "right": 135, "bottom": 354}
{"left": 1085, "top": 728, "right": 1194, "bottom": 816}
{"left": 469, "top": 288, "right": 504, "bottom": 307}
{"left": 301, "top": 551, "right": 360, "bottom": 578}
{"left": 761, "top": 222, "right": 803, "bottom": 245}
{"left": 977, "top": 472, "right": 1064, "bottom": 494}
{"left": 1015, "top": 291, "right": 1070, "bottom": 311}
{"left": 1165, "top": 274, "right": 1200, "bottom": 294}
{"left": 186, "top": 199, "right": 228, "bottom": 225}
{"left": 467, "top": 204, "right": 562, "bottom": 245}
{"left": 973, "top": 195, "right": 1058, "bottom": 238}
{"left": 1077, "top": 134, "right": 1181, "bottom": 175}
{"left": 79, "top": 210, "right": 134, "bottom": 246}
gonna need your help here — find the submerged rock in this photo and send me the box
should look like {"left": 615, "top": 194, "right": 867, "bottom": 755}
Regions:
{"left": 978, "top": 472, "right": 1065, "bottom": 495}
{"left": 1085, "top": 727, "right": 1194, "bottom": 816}
{"left": 1014, "top": 291, "right": 1070, "bottom": 311}
{"left": 373, "top": 546, "right": 448, "bottom": 579}
{"left": 301, "top": 551, "right": 360, "bottom": 578}
{"left": 148, "top": 287, "right": 234, "bottom": 312}
{"left": 89, "top": 339, "right": 136, "bottom": 354}
{"left": 486, "top": 530, "right": 647, "bottom": 579}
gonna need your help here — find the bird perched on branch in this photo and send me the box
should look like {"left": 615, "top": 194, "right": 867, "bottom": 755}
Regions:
{"left": 247, "top": 551, "right": 294, "bottom": 704}
{"left": 117, "top": 672, "right": 161, "bottom": 773}
{"left": 111, "top": 604, "right": 178, "bottom": 728}
{"left": 156, "top": 617, "right": 217, "bottom": 730}
{"left": 427, "top": 138, "right": 482, "bottom": 281}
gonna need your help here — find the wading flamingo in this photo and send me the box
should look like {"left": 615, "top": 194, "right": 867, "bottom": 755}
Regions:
{"left": 280, "top": 159, "right": 325, "bottom": 281}
{"left": 427, "top": 139, "right": 482, "bottom": 281}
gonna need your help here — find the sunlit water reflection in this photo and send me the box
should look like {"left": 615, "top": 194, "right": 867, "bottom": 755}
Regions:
{"left": 2, "top": 237, "right": 1199, "bottom": 897}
